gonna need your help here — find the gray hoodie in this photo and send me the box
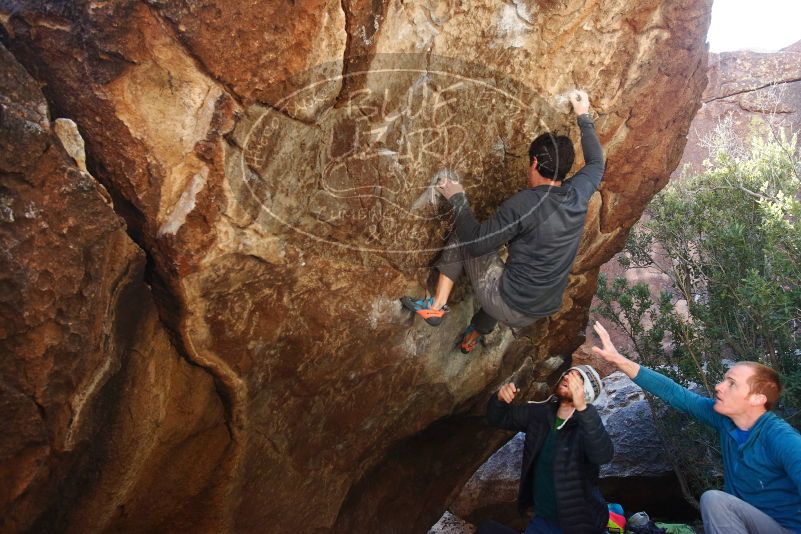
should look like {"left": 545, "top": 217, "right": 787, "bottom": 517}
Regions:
{"left": 448, "top": 114, "right": 604, "bottom": 318}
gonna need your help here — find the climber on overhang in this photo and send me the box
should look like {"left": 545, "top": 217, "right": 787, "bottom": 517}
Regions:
{"left": 400, "top": 90, "right": 605, "bottom": 353}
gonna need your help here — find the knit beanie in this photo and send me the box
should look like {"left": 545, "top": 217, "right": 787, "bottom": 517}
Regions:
{"left": 558, "top": 364, "right": 603, "bottom": 405}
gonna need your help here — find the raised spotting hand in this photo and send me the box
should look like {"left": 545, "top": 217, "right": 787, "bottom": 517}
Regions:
{"left": 591, "top": 321, "right": 641, "bottom": 379}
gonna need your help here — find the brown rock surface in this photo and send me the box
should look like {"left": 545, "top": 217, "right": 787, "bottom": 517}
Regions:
{"left": 0, "top": 43, "right": 229, "bottom": 533}
{"left": 0, "top": 1, "right": 712, "bottom": 532}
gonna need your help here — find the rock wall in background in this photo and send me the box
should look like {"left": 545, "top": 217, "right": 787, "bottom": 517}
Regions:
{"left": 0, "top": 1, "right": 712, "bottom": 532}
{"left": 679, "top": 40, "right": 801, "bottom": 176}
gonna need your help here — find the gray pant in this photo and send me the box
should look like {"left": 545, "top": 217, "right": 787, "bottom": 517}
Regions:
{"left": 701, "top": 490, "right": 794, "bottom": 534}
{"left": 435, "top": 233, "right": 535, "bottom": 332}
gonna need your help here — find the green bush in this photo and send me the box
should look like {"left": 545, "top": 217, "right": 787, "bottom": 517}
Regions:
{"left": 595, "top": 127, "right": 801, "bottom": 507}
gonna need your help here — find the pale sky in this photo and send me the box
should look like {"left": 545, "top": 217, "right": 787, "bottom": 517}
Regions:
{"left": 708, "top": 0, "right": 801, "bottom": 52}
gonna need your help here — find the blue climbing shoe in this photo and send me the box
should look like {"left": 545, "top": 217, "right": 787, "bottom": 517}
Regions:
{"left": 400, "top": 296, "right": 449, "bottom": 326}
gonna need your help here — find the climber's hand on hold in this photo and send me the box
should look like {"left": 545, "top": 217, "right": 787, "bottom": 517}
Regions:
{"left": 497, "top": 383, "right": 519, "bottom": 404}
{"left": 437, "top": 178, "right": 464, "bottom": 200}
{"left": 570, "top": 90, "right": 590, "bottom": 115}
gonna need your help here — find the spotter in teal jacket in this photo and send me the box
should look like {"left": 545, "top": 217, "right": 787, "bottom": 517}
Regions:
{"left": 634, "top": 366, "right": 801, "bottom": 532}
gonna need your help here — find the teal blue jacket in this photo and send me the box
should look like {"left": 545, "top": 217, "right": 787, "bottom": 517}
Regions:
{"left": 634, "top": 367, "right": 801, "bottom": 532}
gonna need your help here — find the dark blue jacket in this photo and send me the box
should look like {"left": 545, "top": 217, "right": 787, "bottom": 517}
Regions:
{"left": 487, "top": 395, "right": 614, "bottom": 533}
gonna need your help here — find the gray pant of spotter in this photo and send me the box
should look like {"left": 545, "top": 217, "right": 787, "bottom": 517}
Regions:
{"left": 436, "top": 233, "right": 536, "bottom": 333}
{"left": 701, "top": 490, "right": 794, "bottom": 534}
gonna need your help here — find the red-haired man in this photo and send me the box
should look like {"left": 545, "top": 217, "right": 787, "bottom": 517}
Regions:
{"left": 593, "top": 321, "right": 801, "bottom": 534}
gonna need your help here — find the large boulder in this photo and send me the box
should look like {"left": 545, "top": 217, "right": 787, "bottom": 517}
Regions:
{"left": 597, "top": 373, "right": 697, "bottom": 520}
{"left": 428, "top": 511, "right": 477, "bottom": 534}
{"left": 0, "top": 0, "right": 711, "bottom": 532}
{"left": 449, "top": 431, "right": 526, "bottom": 531}
{"left": 0, "top": 43, "right": 229, "bottom": 533}
{"left": 597, "top": 372, "right": 672, "bottom": 478}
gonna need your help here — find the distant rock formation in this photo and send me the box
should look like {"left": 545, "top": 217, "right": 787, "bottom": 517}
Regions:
{"left": 678, "top": 41, "right": 801, "bottom": 176}
{"left": 0, "top": 1, "right": 711, "bottom": 532}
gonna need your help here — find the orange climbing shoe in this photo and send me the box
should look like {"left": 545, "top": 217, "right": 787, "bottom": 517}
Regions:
{"left": 400, "top": 296, "right": 449, "bottom": 326}
{"left": 459, "top": 324, "right": 484, "bottom": 354}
